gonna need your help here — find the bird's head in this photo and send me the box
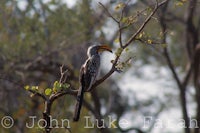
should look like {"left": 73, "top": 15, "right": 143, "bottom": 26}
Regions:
{"left": 87, "top": 44, "right": 112, "bottom": 57}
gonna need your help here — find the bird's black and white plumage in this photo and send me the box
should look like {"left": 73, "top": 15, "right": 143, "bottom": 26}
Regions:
{"left": 73, "top": 44, "right": 112, "bottom": 121}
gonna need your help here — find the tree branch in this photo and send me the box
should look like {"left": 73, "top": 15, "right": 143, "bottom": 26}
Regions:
{"left": 124, "top": 0, "right": 168, "bottom": 48}
{"left": 28, "top": 90, "right": 47, "bottom": 101}
{"left": 50, "top": 89, "right": 77, "bottom": 103}
{"left": 98, "top": 2, "right": 119, "bottom": 23}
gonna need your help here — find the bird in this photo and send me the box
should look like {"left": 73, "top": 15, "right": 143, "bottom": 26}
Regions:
{"left": 73, "top": 43, "right": 112, "bottom": 121}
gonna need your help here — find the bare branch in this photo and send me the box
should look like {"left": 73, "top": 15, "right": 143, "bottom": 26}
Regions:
{"left": 118, "top": 22, "right": 123, "bottom": 47}
{"left": 118, "top": 0, "right": 131, "bottom": 47}
{"left": 98, "top": 2, "right": 119, "bottom": 23}
{"left": 59, "top": 65, "right": 68, "bottom": 84}
{"left": 50, "top": 89, "right": 77, "bottom": 103}
{"left": 182, "top": 63, "right": 192, "bottom": 87}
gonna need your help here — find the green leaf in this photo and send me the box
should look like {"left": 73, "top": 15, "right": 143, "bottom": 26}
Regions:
{"left": 24, "top": 85, "right": 30, "bottom": 90}
{"left": 30, "top": 93, "right": 35, "bottom": 98}
{"left": 115, "top": 2, "right": 125, "bottom": 10}
{"left": 175, "top": 2, "right": 183, "bottom": 6}
{"left": 114, "top": 38, "right": 119, "bottom": 43}
{"left": 125, "top": 48, "right": 129, "bottom": 52}
{"left": 53, "top": 81, "right": 59, "bottom": 88}
{"left": 31, "top": 86, "right": 38, "bottom": 91}
{"left": 147, "top": 39, "right": 152, "bottom": 44}
{"left": 121, "top": 17, "right": 128, "bottom": 23}
{"left": 62, "top": 83, "right": 70, "bottom": 89}
{"left": 53, "top": 80, "right": 62, "bottom": 90}
{"left": 53, "top": 87, "right": 57, "bottom": 93}
{"left": 45, "top": 88, "right": 52, "bottom": 95}
{"left": 127, "top": 16, "right": 138, "bottom": 24}
{"left": 138, "top": 33, "right": 143, "bottom": 39}
{"left": 115, "top": 48, "right": 123, "bottom": 56}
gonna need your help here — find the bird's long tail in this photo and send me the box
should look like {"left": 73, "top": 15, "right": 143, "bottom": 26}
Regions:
{"left": 73, "top": 86, "right": 84, "bottom": 121}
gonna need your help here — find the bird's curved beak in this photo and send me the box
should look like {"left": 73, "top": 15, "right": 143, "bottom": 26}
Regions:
{"left": 98, "top": 45, "right": 112, "bottom": 53}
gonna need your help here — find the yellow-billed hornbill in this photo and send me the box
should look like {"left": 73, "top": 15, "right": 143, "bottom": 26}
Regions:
{"left": 73, "top": 44, "right": 112, "bottom": 121}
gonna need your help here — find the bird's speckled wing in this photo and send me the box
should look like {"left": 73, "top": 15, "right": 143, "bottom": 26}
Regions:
{"left": 73, "top": 55, "right": 100, "bottom": 121}
{"left": 83, "top": 55, "right": 100, "bottom": 90}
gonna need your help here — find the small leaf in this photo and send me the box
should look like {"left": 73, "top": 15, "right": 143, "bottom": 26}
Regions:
{"left": 114, "top": 38, "right": 119, "bottom": 43}
{"left": 62, "top": 83, "right": 70, "bottom": 89}
{"left": 30, "top": 93, "right": 35, "bottom": 98}
{"left": 147, "top": 39, "right": 152, "bottom": 44}
{"left": 147, "top": 7, "right": 152, "bottom": 12}
{"left": 175, "top": 2, "right": 183, "bottom": 6}
{"left": 125, "top": 48, "right": 129, "bottom": 52}
{"left": 138, "top": 33, "right": 143, "bottom": 38}
{"left": 53, "top": 81, "right": 59, "bottom": 88}
{"left": 127, "top": 16, "right": 137, "bottom": 24}
{"left": 31, "top": 86, "right": 38, "bottom": 91}
{"left": 53, "top": 87, "right": 57, "bottom": 93}
{"left": 115, "top": 48, "right": 123, "bottom": 56}
{"left": 24, "top": 85, "right": 30, "bottom": 90}
{"left": 45, "top": 88, "right": 52, "bottom": 96}
{"left": 115, "top": 2, "right": 125, "bottom": 10}
{"left": 121, "top": 17, "right": 128, "bottom": 23}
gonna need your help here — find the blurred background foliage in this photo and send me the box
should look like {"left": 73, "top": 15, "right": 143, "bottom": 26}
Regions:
{"left": 0, "top": 0, "right": 199, "bottom": 133}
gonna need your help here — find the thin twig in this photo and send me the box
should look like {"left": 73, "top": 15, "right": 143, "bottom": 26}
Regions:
{"left": 182, "top": 63, "right": 192, "bottom": 87}
{"left": 118, "top": 22, "right": 123, "bottom": 47}
{"left": 28, "top": 90, "right": 47, "bottom": 101}
{"left": 119, "top": 0, "right": 131, "bottom": 21}
{"left": 98, "top": 2, "right": 119, "bottom": 23}
{"left": 50, "top": 89, "right": 77, "bottom": 103}
{"left": 59, "top": 65, "right": 68, "bottom": 84}
{"left": 118, "top": 0, "right": 131, "bottom": 47}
